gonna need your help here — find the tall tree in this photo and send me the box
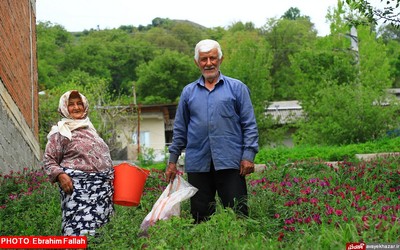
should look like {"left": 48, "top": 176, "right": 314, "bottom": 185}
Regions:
{"left": 36, "top": 21, "right": 72, "bottom": 90}
{"left": 135, "top": 50, "right": 198, "bottom": 104}
{"left": 282, "top": 7, "right": 307, "bottom": 20}
{"left": 377, "top": 23, "right": 400, "bottom": 43}
{"left": 138, "top": 27, "right": 191, "bottom": 54}
{"left": 345, "top": 0, "right": 400, "bottom": 27}
{"left": 62, "top": 29, "right": 155, "bottom": 96}
{"left": 264, "top": 13, "right": 318, "bottom": 100}
{"left": 292, "top": 2, "right": 399, "bottom": 145}
{"left": 170, "top": 21, "right": 208, "bottom": 52}
{"left": 220, "top": 30, "right": 274, "bottom": 145}
{"left": 377, "top": 23, "right": 400, "bottom": 87}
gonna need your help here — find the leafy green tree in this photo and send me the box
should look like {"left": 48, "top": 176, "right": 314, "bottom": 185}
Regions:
{"left": 282, "top": 7, "right": 307, "bottom": 20}
{"left": 135, "top": 50, "right": 198, "bottom": 104}
{"left": 291, "top": 42, "right": 357, "bottom": 101}
{"left": 383, "top": 39, "right": 400, "bottom": 87}
{"left": 357, "top": 27, "right": 392, "bottom": 88}
{"left": 293, "top": 85, "right": 400, "bottom": 145}
{"left": 36, "top": 21, "right": 72, "bottom": 90}
{"left": 263, "top": 13, "right": 318, "bottom": 100}
{"left": 138, "top": 27, "right": 191, "bottom": 54}
{"left": 377, "top": 24, "right": 400, "bottom": 87}
{"left": 152, "top": 17, "right": 174, "bottom": 28}
{"left": 62, "top": 29, "right": 155, "bottom": 96}
{"left": 345, "top": 0, "right": 400, "bottom": 27}
{"left": 170, "top": 21, "right": 208, "bottom": 51}
{"left": 205, "top": 27, "right": 227, "bottom": 41}
{"left": 220, "top": 30, "right": 274, "bottom": 145}
{"left": 227, "top": 21, "right": 256, "bottom": 32}
{"left": 378, "top": 23, "right": 400, "bottom": 43}
{"left": 292, "top": 3, "right": 400, "bottom": 145}
{"left": 118, "top": 25, "right": 137, "bottom": 34}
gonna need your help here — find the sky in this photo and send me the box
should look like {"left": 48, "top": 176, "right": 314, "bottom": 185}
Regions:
{"left": 36, "top": 0, "right": 340, "bottom": 36}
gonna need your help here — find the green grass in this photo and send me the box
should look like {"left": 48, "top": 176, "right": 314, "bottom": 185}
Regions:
{"left": 256, "top": 136, "right": 400, "bottom": 166}
{"left": 1, "top": 139, "right": 400, "bottom": 249}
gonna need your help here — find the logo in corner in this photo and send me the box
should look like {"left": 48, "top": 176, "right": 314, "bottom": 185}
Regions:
{"left": 346, "top": 243, "right": 366, "bottom": 250}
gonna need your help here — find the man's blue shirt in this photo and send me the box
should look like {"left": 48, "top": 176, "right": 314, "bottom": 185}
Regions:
{"left": 168, "top": 73, "right": 259, "bottom": 172}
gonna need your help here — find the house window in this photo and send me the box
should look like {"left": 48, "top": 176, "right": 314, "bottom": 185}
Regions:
{"left": 132, "top": 131, "right": 150, "bottom": 147}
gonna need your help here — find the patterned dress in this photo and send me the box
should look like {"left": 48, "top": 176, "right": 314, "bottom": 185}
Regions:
{"left": 43, "top": 128, "right": 114, "bottom": 236}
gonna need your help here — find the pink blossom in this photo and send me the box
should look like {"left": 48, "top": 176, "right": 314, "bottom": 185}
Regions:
{"left": 300, "top": 186, "right": 311, "bottom": 195}
{"left": 8, "top": 194, "right": 17, "bottom": 200}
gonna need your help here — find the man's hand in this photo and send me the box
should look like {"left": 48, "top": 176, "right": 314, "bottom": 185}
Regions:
{"left": 165, "top": 162, "right": 178, "bottom": 183}
{"left": 57, "top": 173, "right": 73, "bottom": 195}
{"left": 240, "top": 160, "right": 255, "bottom": 176}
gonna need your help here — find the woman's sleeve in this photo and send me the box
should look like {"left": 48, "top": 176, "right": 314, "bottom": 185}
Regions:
{"left": 43, "top": 133, "right": 65, "bottom": 183}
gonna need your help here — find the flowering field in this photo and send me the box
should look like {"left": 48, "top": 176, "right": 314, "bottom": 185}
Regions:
{"left": 247, "top": 158, "right": 400, "bottom": 248}
{"left": 0, "top": 155, "right": 399, "bottom": 249}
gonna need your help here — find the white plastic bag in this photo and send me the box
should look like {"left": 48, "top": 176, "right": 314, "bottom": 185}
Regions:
{"left": 140, "top": 175, "right": 198, "bottom": 231}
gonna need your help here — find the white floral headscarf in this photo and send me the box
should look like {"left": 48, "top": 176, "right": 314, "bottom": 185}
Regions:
{"left": 58, "top": 90, "right": 89, "bottom": 119}
{"left": 47, "top": 90, "right": 96, "bottom": 140}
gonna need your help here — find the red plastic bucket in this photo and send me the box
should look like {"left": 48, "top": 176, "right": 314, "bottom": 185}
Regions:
{"left": 113, "top": 163, "right": 150, "bottom": 206}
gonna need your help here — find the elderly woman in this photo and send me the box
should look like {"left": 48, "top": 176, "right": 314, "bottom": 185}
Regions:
{"left": 43, "top": 90, "right": 114, "bottom": 236}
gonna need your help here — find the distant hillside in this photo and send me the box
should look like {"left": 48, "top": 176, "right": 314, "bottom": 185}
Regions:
{"left": 172, "top": 19, "right": 207, "bottom": 29}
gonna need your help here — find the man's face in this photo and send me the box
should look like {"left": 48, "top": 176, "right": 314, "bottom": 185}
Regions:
{"left": 195, "top": 48, "right": 223, "bottom": 81}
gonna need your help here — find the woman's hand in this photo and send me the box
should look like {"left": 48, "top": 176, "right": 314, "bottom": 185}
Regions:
{"left": 57, "top": 173, "right": 73, "bottom": 195}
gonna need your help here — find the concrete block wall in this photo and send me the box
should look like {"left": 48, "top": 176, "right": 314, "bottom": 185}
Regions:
{"left": 0, "top": 100, "right": 39, "bottom": 172}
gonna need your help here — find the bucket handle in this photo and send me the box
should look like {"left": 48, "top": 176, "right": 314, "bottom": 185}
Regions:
{"left": 132, "top": 164, "right": 150, "bottom": 177}
{"left": 118, "top": 163, "right": 150, "bottom": 177}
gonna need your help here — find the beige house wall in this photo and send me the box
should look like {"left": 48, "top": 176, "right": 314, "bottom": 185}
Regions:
{"left": 114, "top": 112, "right": 165, "bottom": 162}
{"left": 103, "top": 104, "right": 176, "bottom": 163}
{"left": 137, "top": 112, "right": 166, "bottom": 162}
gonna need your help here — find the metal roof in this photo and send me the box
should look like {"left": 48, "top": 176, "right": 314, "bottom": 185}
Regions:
{"left": 265, "top": 100, "right": 303, "bottom": 124}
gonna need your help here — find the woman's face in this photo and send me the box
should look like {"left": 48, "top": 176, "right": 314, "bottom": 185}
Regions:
{"left": 67, "top": 97, "right": 85, "bottom": 119}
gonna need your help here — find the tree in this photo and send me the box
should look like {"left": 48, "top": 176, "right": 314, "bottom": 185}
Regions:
{"left": 282, "top": 7, "right": 310, "bottom": 20}
{"left": 227, "top": 21, "right": 256, "bottom": 32}
{"left": 220, "top": 30, "right": 274, "bottom": 145}
{"left": 62, "top": 29, "right": 155, "bottom": 96}
{"left": 377, "top": 23, "right": 400, "bottom": 87}
{"left": 346, "top": 0, "right": 400, "bottom": 26}
{"left": 292, "top": 3, "right": 400, "bottom": 146}
{"left": 170, "top": 21, "right": 208, "bottom": 51}
{"left": 263, "top": 14, "right": 318, "bottom": 100}
{"left": 377, "top": 22, "right": 400, "bottom": 43}
{"left": 138, "top": 27, "right": 191, "bottom": 54}
{"left": 135, "top": 50, "right": 198, "bottom": 104}
{"left": 294, "top": 84, "right": 400, "bottom": 145}
{"left": 36, "top": 21, "right": 72, "bottom": 90}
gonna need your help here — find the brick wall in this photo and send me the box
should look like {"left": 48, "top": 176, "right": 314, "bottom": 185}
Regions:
{"left": 0, "top": 0, "right": 40, "bottom": 172}
{"left": 0, "top": 0, "right": 38, "bottom": 136}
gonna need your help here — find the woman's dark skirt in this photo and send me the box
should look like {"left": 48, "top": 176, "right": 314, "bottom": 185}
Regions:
{"left": 60, "top": 168, "right": 114, "bottom": 236}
